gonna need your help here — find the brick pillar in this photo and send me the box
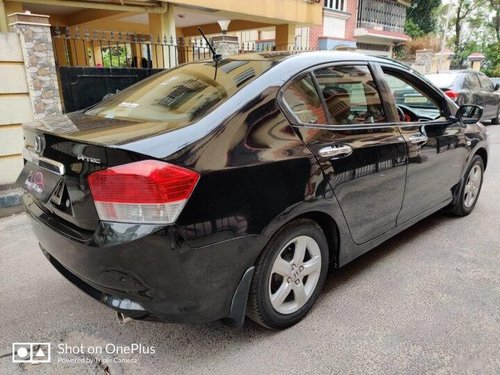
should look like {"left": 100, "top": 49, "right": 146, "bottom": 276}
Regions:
{"left": 345, "top": 0, "right": 359, "bottom": 40}
{"left": 309, "top": 25, "right": 323, "bottom": 50}
{"left": 8, "top": 12, "right": 62, "bottom": 119}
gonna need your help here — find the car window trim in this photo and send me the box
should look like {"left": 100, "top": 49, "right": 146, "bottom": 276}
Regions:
{"left": 278, "top": 60, "right": 395, "bottom": 129}
{"left": 278, "top": 71, "right": 330, "bottom": 126}
{"left": 277, "top": 61, "right": 370, "bottom": 127}
{"left": 313, "top": 63, "right": 389, "bottom": 126}
{"left": 377, "top": 63, "right": 455, "bottom": 126}
{"left": 279, "top": 66, "right": 458, "bottom": 131}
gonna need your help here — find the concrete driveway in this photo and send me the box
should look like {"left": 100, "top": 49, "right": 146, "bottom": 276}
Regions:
{"left": 1, "top": 126, "right": 499, "bottom": 375}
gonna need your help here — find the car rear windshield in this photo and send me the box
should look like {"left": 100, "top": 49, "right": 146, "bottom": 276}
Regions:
{"left": 85, "top": 59, "right": 274, "bottom": 123}
{"left": 425, "top": 73, "right": 460, "bottom": 89}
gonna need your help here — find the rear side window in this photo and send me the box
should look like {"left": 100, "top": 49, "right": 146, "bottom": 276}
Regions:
{"left": 282, "top": 74, "right": 327, "bottom": 124}
{"left": 313, "top": 65, "right": 386, "bottom": 125}
{"left": 85, "top": 59, "right": 274, "bottom": 123}
{"left": 464, "top": 73, "right": 480, "bottom": 90}
{"left": 477, "top": 73, "right": 494, "bottom": 91}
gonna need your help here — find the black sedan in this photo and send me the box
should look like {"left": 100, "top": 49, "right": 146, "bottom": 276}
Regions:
{"left": 18, "top": 52, "right": 488, "bottom": 329}
{"left": 426, "top": 70, "right": 500, "bottom": 124}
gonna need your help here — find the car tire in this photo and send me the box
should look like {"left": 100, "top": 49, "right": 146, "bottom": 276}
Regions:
{"left": 447, "top": 155, "right": 484, "bottom": 216}
{"left": 247, "top": 219, "right": 329, "bottom": 329}
{"left": 492, "top": 112, "right": 499, "bottom": 125}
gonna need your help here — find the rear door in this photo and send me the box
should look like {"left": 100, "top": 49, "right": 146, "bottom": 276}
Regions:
{"left": 279, "top": 63, "right": 407, "bottom": 245}
{"left": 477, "top": 72, "right": 500, "bottom": 120}
{"left": 379, "top": 65, "right": 468, "bottom": 224}
{"left": 461, "top": 72, "right": 484, "bottom": 109}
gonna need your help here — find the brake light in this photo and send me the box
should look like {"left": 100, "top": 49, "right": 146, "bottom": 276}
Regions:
{"left": 88, "top": 160, "right": 199, "bottom": 224}
{"left": 444, "top": 90, "right": 459, "bottom": 101}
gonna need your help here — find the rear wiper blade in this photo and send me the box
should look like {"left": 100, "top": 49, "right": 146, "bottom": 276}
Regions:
{"left": 197, "top": 27, "right": 222, "bottom": 80}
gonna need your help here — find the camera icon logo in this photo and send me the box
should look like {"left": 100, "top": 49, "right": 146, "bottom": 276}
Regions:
{"left": 12, "top": 343, "right": 51, "bottom": 363}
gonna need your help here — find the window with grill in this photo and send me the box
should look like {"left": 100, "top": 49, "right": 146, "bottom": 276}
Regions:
{"left": 324, "top": 0, "right": 346, "bottom": 11}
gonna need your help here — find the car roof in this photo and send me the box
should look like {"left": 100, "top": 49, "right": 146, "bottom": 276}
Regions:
{"left": 228, "top": 51, "right": 407, "bottom": 66}
{"left": 426, "top": 70, "right": 472, "bottom": 75}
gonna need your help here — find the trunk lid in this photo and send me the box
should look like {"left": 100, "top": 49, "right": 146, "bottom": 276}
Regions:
{"left": 19, "top": 124, "right": 109, "bottom": 233}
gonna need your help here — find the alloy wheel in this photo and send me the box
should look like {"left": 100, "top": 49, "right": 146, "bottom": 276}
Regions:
{"left": 464, "top": 164, "right": 482, "bottom": 208}
{"left": 268, "top": 235, "right": 322, "bottom": 315}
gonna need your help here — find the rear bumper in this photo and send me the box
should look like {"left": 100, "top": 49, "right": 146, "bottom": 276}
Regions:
{"left": 25, "top": 195, "right": 267, "bottom": 324}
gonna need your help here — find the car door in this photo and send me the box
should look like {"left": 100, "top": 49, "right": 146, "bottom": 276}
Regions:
{"left": 379, "top": 65, "right": 469, "bottom": 224}
{"left": 279, "top": 63, "right": 407, "bottom": 245}
{"left": 461, "top": 72, "right": 483, "bottom": 109}
{"left": 477, "top": 72, "right": 499, "bottom": 120}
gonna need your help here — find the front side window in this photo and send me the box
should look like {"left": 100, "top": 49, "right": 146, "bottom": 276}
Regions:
{"left": 282, "top": 74, "right": 327, "bottom": 125}
{"left": 313, "top": 65, "right": 386, "bottom": 125}
{"left": 384, "top": 71, "right": 442, "bottom": 120}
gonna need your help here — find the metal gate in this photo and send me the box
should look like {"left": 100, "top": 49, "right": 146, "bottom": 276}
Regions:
{"left": 51, "top": 26, "right": 213, "bottom": 113}
{"left": 57, "top": 67, "right": 163, "bottom": 113}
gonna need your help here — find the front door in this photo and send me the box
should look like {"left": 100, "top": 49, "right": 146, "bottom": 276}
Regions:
{"left": 280, "top": 64, "right": 407, "bottom": 245}
{"left": 380, "top": 66, "right": 469, "bottom": 224}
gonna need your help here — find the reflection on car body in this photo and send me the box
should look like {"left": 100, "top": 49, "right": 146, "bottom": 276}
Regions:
{"left": 18, "top": 52, "right": 489, "bottom": 330}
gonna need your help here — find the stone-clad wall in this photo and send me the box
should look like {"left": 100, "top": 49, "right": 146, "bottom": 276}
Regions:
{"left": 0, "top": 13, "right": 63, "bottom": 186}
{"left": 9, "top": 13, "right": 61, "bottom": 119}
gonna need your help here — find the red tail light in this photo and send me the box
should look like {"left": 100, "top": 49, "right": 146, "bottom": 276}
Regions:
{"left": 88, "top": 160, "right": 199, "bottom": 224}
{"left": 444, "top": 90, "right": 459, "bottom": 102}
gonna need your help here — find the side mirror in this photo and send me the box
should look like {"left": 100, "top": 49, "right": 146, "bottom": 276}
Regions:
{"left": 495, "top": 83, "right": 500, "bottom": 91}
{"left": 456, "top": 104, "right": 483, "bottom": 125}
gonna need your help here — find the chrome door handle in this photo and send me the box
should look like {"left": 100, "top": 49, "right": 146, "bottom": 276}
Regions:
{"left": 318, "top": 145, "right": 353, "bottom": 159}
{"left": 408, "top": 134, "right": 428, "bottom": 145}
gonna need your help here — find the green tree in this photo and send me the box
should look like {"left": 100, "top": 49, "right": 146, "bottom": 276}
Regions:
{"left": 405, "top": 0, "right": 442, "bottom": 37}
{"left": 450, "top": 0, "right": 488, "bottom": 63}
{"left": 482, "top": 41, "right": 500, "bottom": 76}
{"left": 102, "top": 46, "right": 128, "bottom": 68}
{"left": 487, "top": 0, "right": 500, "bottom": 42}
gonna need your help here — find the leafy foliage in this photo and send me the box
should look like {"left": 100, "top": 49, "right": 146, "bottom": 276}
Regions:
{"left": 448, "top": 0, "right": 500, "bottom": 75}
{"left": 405, "top": 0, "right": 442, "bottom": 37}
{"left": 482, "top": 42, "right": 500, "bottom": 77}
{"left": 102, "top": 46, "right": 128, "bottom": 68}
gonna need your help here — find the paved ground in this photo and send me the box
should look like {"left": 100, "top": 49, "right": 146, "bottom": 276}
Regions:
{"left": 1, "top": 126, "right": 499, "bottom": 375}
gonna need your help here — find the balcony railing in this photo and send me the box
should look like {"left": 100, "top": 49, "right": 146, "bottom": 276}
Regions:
{"left": 357, "top": 0, "right": 406, "bottom": 33}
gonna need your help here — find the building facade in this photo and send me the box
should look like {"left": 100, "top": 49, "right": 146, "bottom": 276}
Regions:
{"left": 0, "top": 0, "right": 323, "bottom": 189}
{"left": 310, "top": 0, "right": 410, "bottom": 57}
{"left": 227, "top": 0, "right": 411, "bottom": 56}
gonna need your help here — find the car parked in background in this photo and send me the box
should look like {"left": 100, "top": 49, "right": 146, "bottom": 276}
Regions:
{"left": 18, "top": 52, "right": 489, "bottom": 330}
{"left": 426, "top": 70, "right": 500, "bottom": 124}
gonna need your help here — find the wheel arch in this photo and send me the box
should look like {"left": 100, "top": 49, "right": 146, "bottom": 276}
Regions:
{"left": 262, "top": 210, "right": 341, "bottom": 268}
{"left": 474, "top": 147, "right": 488, "bottom": 170}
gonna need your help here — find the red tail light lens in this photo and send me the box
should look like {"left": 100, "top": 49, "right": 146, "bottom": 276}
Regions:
{"left": 444, "top": 90, "right": 459, "bottom": 101}
{"left": 88, "top": 160, "right": 199, "bottom": 224}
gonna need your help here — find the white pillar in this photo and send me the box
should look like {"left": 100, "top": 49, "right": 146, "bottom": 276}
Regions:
{"left": 0, "top": 0, "right": 8, "bottom": 32}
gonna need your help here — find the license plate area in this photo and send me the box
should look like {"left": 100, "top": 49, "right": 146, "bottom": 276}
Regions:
{"left": 17, "top": 161, "right": 62, "bottom": 203}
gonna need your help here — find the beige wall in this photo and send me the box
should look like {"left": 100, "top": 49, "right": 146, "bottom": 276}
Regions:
{"left": 164, "top": 0, "right": 321, "bottom": 26}
{"left": 0, "top": 32, "right": 31, "bottom": 185}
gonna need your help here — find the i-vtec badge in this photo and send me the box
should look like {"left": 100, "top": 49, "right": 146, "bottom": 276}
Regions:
{"left": 77, "top": 155, "right": 101, "bottom": 164}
